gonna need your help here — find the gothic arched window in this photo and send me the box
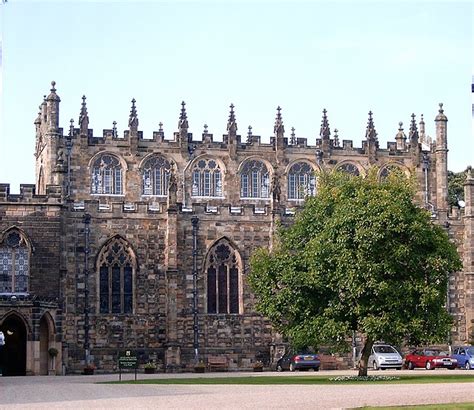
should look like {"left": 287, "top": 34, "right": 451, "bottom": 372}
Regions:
{"left": 206, "top": 240, "right": 241, "bottom": 314}
{"left": 142, "top": 156, "right": 171, "bottom": 196}
{"left": 191, "top": 159, "right": 223, "bottom": 197}
{"left": 97, "top": 237, "right": 135, "bottom": 314}
{"left": 240, "top": 160, "right": 270, "bottom": 199}
{"left": 338, "top": 163, "right": 360, "bottom": 176}
{"left": 91, "top": 154, "right": 123, "bottom": 195}
{"left": 288, "top": 162, "right": 316, "bottom": 200}
{"left": 379, "top": 164, "right": 407, "bottom": 181}
{"left": 0, "top": 230, "right": 30, "bottom": 294}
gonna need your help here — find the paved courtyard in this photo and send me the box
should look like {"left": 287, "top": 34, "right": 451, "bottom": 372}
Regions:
{"left": 1, "top": 369, "right": 473, "bottom": 409}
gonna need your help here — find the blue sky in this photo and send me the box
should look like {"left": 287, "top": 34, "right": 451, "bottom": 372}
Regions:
{"left": 0, "top": 1, "right": 472, "bottom": 193}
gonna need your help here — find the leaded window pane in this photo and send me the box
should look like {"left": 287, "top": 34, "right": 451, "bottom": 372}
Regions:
{"left": 97, "top": 237, "right": 135, "bottom": 314}
{"left": 218, "top": 264, "right": 228, "bottom": 314}
{"left": 191, "top": 159, "right": 223, "bottom": 197}
{"left": 206, "top": 240, "right": 241, "bottom": 314}
{"left": 0, "top": 231, "right": 29, "bottom": 294}
{"left": 288, "top": 162, "right": 316, "bottom": 199}
{"left": 0, "top": 248, "right": 12, "bottom": 293}
{"left": 207, "top": 266, "right": 217, "bottom": 314}
{"left": 91, "top": 154, "right": 123, "bottom": 195}
{"left": 240, "top": 160, "right": 270, "bottom": 198}
{"left": 338, "top": 163, "right": 360, "bottom": 176}
{"left": 141, "top": 156, "right": 171, "bottom": 196}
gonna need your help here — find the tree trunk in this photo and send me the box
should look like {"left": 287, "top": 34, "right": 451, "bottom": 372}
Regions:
{"left": 358, "top": 338, "right": 374, "bottom": 377}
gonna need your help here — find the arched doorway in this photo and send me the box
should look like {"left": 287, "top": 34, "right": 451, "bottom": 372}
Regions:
{"left": 0, "top": 314, "right": 27, "bottom": 376}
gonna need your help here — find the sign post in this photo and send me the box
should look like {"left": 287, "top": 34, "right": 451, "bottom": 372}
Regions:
{"left": 118, "top": 350, "right": 138, "bottom": 381}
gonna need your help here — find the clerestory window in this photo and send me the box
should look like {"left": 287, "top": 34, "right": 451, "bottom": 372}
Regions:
{"left": 142, "top": 156, "right": 171, "bottom": 196}
{"left": 91, "top": 154, "right": 123, "bottom": 195}
{"left": 288, "top": 162, "right": 316, "bottom": 200}
{"left": 206, "top": 240, "right": 241, "bottom": 314}
{"left": 97, "top": 237, "right": 135, "bottom": 314}
{"left": 0, "top": 230, "right": 30, "bottom": 294}
{"left": 240, "top": 159, "right": 270, "bottom": 199}
{"left": 191, "top": 159, "right": 223, "bottom": 197}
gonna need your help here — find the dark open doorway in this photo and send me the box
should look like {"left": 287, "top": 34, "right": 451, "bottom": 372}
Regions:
{"left": 0, "top": 314, "right": 27, "bottom": 376}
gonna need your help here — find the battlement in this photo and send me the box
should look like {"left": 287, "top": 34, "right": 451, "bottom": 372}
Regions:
{"left": 0, "top": 183, "right": 63, "bottom": 204}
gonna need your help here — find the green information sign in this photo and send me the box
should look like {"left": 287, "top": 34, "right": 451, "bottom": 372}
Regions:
{"left": 118, "top": 351, "right": 138, "bottom": 369}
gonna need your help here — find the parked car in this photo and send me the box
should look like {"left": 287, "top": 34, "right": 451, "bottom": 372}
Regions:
{"left": 405, "top": 348, "right": 457, "bottom": 370}
{"left": 368, "top": 344, "right": 403, "bottom": 370}
{"left": 452, "top": 346, "right": 474, "bottom": 370}
{"left": 276, "top": 351, "right": 320, "bottom": 372}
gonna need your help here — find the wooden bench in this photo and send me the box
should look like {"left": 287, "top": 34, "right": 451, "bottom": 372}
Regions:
{"left": 207, "top": 356, "right": 228, "bottom": 372}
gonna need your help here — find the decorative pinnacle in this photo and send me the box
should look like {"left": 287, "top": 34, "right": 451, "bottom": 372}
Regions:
{"left": 227, "top": 103, "right": 237, "bottom": 132}
{"left": 203, "top": 124, "right": 208, "bottom": 134}
{"left": 178, "top": 101, "right": 189, "bottom": 130}
{"left": 333, "top": 128, "right": 339, "bottom": 147}
{"left": 50, "top": 81, "right": 56, "bottom": 92}
{"left": 438, "top": 103, "right": 444, "bottom": 113}
{"left": 246, "top": 125, "right": 253, "bottom": 143}
{"left": 180, "top": 101, "right": 187, "bottom": 120}
{"left": 290, "top": 127, "right": 296, "bottom": 145}
{"left": 129, "top": 98, "right": 138, "bottom": 128}
{"left": 274, "top": 106, "right": 284, "bottom": 135}
{"left": 159, "top": 122, "right": 163, "bottom": 132}
{"left": 69, "top": 119, "right": 74, "bottom": 137}
{"left": 79, "top": 95, "right": 89, "bottom": 127}
{"left": 398, "top": 121, "right": 403, "bottom": 130}
{"left": 320, "top": 108, "right": 330, "bottom": 139}
{"left": 409, "top": 113, "right": 419, "bottom": 141}
{"left": 420, "top": 114, "right": 424, "bottom": 123}
{"left": 365, "top": 110, "right": 377, "bottom": 141}
{"left": 112, "top": 121, "right": 117, "bottom": 137}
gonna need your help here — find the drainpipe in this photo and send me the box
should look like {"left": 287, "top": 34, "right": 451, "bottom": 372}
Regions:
{"left": 83, "top": 213, "right": 91, "bottom": 366}
{"left": 191, "top": 216, "right": 199, "bottom": 363}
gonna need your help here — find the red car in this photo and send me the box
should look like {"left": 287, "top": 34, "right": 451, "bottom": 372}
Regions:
{"left": 405, "top": 348, "right": 457, "bottom": 370}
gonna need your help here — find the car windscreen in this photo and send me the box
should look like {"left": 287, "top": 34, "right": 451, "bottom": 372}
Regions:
{"left": 467, "top": 347, "right": 474, "bottom": 355}
{"left": 373, "top": 346, "right": 397, "bottom": 354}
{"left": 425, "top": 350, "right": 441, "bottom": 356}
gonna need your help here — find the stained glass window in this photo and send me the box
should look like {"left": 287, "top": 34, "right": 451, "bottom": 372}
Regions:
{"left": 97, "top": 237, "right": 135, "bottom": 314}
{"left": 288, "top": 162, "right": 316, "bottom": 199}
{"left": 91, "top": 154, "right": 123, "bottom": 195}
{"left": 191, "top": 159, "right": 223, "bottom": 197}
{"left": 240, "top": 160, "right": 270, "bottom": 198}
{"left": 142, "top": 156, "right": 171, "bottom": 196}
{"left": 0, "top": 230, "right": 29, "bottom": 294}
{"left": 206, "top": 240, "right": 241, "bottom": 314}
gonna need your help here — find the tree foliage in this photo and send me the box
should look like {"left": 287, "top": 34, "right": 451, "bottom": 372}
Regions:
{"left": 448, "top": 170, "right": 467, "bottom": 208}
{"left": 249, "top": 169, "right": 462, "bottom": 375}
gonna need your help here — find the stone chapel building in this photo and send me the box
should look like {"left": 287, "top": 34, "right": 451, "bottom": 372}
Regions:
{"left": 0, "top": 81, "right": 472, "bottom": 375}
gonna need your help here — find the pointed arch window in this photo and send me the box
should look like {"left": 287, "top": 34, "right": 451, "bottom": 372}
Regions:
{"left": 91, "top": 154, "right": 123, "bottom": 195}
{"left": 97, "top": 237, "right": 135, "bottom": 314}
{"left": 191, "top": 159, "right": 223, "bottom": 197}
{"left": 288, "top": 162, "right": 316, "bottom": 200}
{"left": 338, "top": 163, "right": 360, "bottom": 176}
{"left": 0, "top": 230, "right": 30, "bottom": 294}
{"left": 142, "top": 156, "right": 171, "bottom": 196}
{"left": 379, "top": 164, "right": 407, "bottom": 181}
{"left": 240, "top": 160, "right": 270, "bottom": 199}
{"left": 206, "top": 240, "right": 241, "bottom": 314}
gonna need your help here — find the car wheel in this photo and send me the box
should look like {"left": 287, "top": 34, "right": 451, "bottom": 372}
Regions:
{"left": 289, "top": 363, "right": 296, "bottom": 372}
{"left": 372, "top": 361, "right": 379, "bottom": 371}
{"left": 425, "top": 361, "right": 433, "bottom": 370}
{"left": 465, "top": 362, "right": 472, "bottom": 370}
{"left": 276, "top": 364, "right": 283, "bottom": 372}
{"left": 407, "top": 361, "right": 415, "bottom": 370}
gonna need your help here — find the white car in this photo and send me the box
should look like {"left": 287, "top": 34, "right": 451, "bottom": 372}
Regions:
{"left": 368, "top": 344, "right": 403, "bottom": 370}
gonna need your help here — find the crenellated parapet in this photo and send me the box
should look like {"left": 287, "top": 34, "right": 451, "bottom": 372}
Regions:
{"left": 0, "top": 183, "right": 63, "bottom": 203}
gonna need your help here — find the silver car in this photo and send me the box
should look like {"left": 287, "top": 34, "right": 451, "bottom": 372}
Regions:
{"left": 369, "top": 344, "right": 403, "bottom": 370}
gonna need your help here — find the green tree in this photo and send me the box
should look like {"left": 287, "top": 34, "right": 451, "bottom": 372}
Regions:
{"left": 249, "top": 169, "right": 462, "bottom": 376}
{"left": 448, "top": 170, "right": 466, "bottom": 208}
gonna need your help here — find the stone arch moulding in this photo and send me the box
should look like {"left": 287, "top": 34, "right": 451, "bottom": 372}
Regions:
{"left": 335, "top": 160, "right": 366, "bottom": 177}
{"left": 0, "top": 226, "right": 35, "bottom": 253}
{"left": 184, "top": 154, "right": 227, "bottom": 175}
{"left": 0, "top": 310, "right": 32, "bottom": 335}
{"left": 377, "top": 162, "right": 411, "bottom": 179}
{"left": 202, "top": 236, "right": 244, "bottom": 315}
{"left": 39, "top": 310, "right": 57, "bottom": 335}
{"left": 236, "top": 155, "right": 274, "bottom": 176}
{"left": 87, "top": 151, "right": 129, "bottom": 171}
{"left": 284, "top": 159, "right": 320, "bottom": 174}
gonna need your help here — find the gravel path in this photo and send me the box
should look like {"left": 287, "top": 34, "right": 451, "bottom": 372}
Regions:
{"left": 1, "top": 370, "right": 473, "bottom": 409}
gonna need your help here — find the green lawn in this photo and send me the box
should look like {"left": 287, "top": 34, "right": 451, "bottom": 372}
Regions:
{"left": 358, "top": 404, "right": 474, "bottom": 410}
{"left": 105, "top": 374, "right": 474, "bottom": 385}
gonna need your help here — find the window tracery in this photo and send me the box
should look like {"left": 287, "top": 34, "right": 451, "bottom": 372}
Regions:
{"left": 97, "top": 237, "right": 135, "bottom": 314}
{"left": 142, "top": 156, "right": 171, "bottom": 196}
{"left": 240, "top": 160, "right": 270, "bottom": 199}
{"left": 191, "top": 159, "right": 223, "bottom": 197}
{"left": 337, "top": 163, "right": 360, "bottom": 176}
{"left": 206, "top": 240, "right": 241, "bottom": 314}
{"left": 0, "top": 230, "right": 29, "bottom": 294}
{"left": 91, "top": 154, "right": 123, "bottom": 195}
{"left": 288, "top": 162, "right": 316, "bottom": 199}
